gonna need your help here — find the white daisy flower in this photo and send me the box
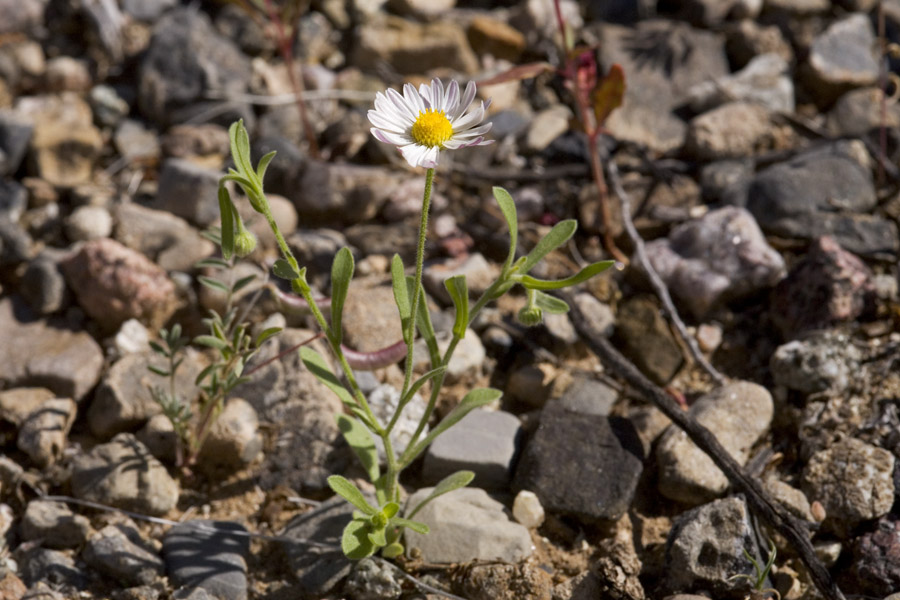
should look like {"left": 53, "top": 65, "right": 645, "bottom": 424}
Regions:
{"left": 368, "top": 78, "right": 493, "bottom": 169}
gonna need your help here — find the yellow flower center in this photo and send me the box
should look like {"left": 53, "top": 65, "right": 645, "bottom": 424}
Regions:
{"left": 410, "top": 109, "right": 453, "bottom": 148}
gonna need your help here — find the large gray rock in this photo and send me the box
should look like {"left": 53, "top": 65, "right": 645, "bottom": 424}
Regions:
{"left": 196, "top": 398, "right": 262, "bottom": 471}
{"left": 70, "top": 433, "right": 179, "bottom": 516}
{"left": 113, "top": 202, "right": 215, "bottom": 273}
{"left": 802, "top": 437, "right": 894, "bottom": 537}
{"left": 746, "top": 142, "right": 897, "bottom": 258}
{"left": 403, "top": 487, "right": 533, "bottom": 564}
{"left": 353, "top": 16, "right": 478, "bottom": 75}
{"left": 60, "top": 238, "right": 178, "bottom": 333}
{"left": 21, "top": 500, "right": 91, "bottom": 549}
{"left": 597, "top": 21, "right": 729, "bottom": 152}
{"left": 514, "top": 404, "right": 643, "bottom": 522}
{"left": 685, "top": 101, "right": 772, "bottom": 160}
{"left": 281, "top": 496, "right": 354, "bottom": 597}
{"left": 657, "top": 381, "right": 773, "bottom": 505}
{"left": 163, "top": 520, "right": 249, "bottom": 600}
{"left": 665, "top": 496, "right": 762, "bottom": 597}
{"left": 154, "top": 158, "right": 222, "bottom": 227}
{"left": 423, "top": 408, "right": 522, "bottom": 491}
{"left": 770, "top": 330, "right": 862, "bottom": 395}
{"left": 687, "top": 53, "right": 794, "bottom": 114}
{"left": 139, "top": 7, "right": 251, "bottom": 125}
{"left": 83, "top": 525, "right": 165, "bottom": 587}
{"left": 645, "top": 206, "right": 785, "bottom": 318}
{"left": 805, "top": 13, "right": 880, "bottom": 104}
{"left": 88, "top": 349, "right": 206, "bottom": 439}
{"left": 0, "top": 296, "right": 103, "bottom": 401}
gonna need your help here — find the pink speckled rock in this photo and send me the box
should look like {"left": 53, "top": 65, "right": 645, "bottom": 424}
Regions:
{"left": 60, "top": 238, "right": 177, "bottom": 332}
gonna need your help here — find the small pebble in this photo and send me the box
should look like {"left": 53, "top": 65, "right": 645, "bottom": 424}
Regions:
{"left": 512, "top": 490, "right": 545, "bottom": 529}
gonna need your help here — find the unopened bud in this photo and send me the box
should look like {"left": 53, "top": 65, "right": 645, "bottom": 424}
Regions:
{"left": 234, "top": 229, "right": 257, "bottom": 257}
{"left": 517, "top": 305, "right": 543, "bottom": 327}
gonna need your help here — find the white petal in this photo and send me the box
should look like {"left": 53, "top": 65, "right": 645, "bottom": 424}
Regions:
{"left": 368, "top": 110, "right": 409, "bottom": 134}
{"left": 443, "top": 80, "right": 459, "bottom": 115}
{"left": 451, "top": 102, "right": 486, "bottom": 132}
{"left": 388, "top": 87, "right": 419, "bottom": 121}
{"left": 432, "top": 79, "right": 445, "bottom": 111}
{"left": 372, "top": 128, "right": 414, "bottom": 146}
{"left": 450, "top": 123, "right": 492, "bottom": 139}
{"left": 399, "top": 143, "right": 428, "bottom": 168}
{"left": 375, "top": 94, "right": 412, "bottom": 125}
{"left": 450, "top": 81, "right": 477, "bottom": 121}
{"left": 421, "top": 146, "right": 440, "bottom": 168}
{"left": 404, "top": 83, "right": 426, "bottom": 114}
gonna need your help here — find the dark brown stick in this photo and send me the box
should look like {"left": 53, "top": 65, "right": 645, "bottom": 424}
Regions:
{"left": 565, "top": 297, "right": 845, "bottom": 600}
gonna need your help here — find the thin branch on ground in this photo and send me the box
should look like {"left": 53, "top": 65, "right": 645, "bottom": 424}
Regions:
{"left": 564, "top": 301, "right": 845, "bottom": 600}
{"left": 602, "top": 148, "right": 726, "bottom": 386}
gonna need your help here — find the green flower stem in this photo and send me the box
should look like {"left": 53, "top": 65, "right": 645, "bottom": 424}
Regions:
{"left": 399, "top": 277, "right": 508, "bottom": 467}
{"left": 400, "top": 167, "right": 435, "bottom": 399}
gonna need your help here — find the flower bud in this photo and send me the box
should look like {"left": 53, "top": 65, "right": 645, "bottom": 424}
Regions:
{"left": 517, "top": 305, "right": 543, "bottom": 327}
{"left": 234, "top": 228, "right": 257, "bottom": 257}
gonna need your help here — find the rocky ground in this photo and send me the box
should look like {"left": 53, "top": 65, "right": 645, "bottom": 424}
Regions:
{"left": 0, "top": 0, "right": 899, "bottom": 599}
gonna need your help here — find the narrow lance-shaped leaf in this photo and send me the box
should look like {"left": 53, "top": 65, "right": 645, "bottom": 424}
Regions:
{"left": 330, "top": 247, "right": 354, "bottom": 346}
{"left": 391, "top": 517, "right": 429, "bottom": 534}
{"left": 299, "top": 346, "right": 357, "bottom": 410}
{"left": 390, "top": 255, "right": 412, "bottom": 343}
{"left": 256, "top": 150, "right": 277, "bottom": 184}
{"left": 415, "top": 282, "right": 441, "bottom": 368}
{"left": 407, "top": 470, "right": 475, "bottom": 519}
{"left": 228, "top": 120, "right": 255, "bottom": 180}
{"left": 444, "top": 275, "right": 469, "bottom": 339}
{"left": 272, "top": 259, "right": 301, "bottom": 281}
{"left": 518, "top": 220, "right": 578, "bottom": 274}
{"left": 398, "top": 366, "right": 446, "bottom": 414}
{"left": 218, "top": 184, "right": 235, "bottom": 260}
{"left": 327, "top": 475, "right": 377, "bottom": 515}
{"left": 198, "top": 276, "right": 229, "bottom": 294}
{"left": 401, "top": 388, "right": 502, "bottom": 465}
{"left": 336, "top": 414, "right": 380, "bottom": 484}
{"left": 492, "top": 187, "right": 518, "bottom": 272}
{"left": 517, "top": 260, "right": 614, "bottom": 291}
{"left": 534, "top": 290, "right": 570, "bottom": 314}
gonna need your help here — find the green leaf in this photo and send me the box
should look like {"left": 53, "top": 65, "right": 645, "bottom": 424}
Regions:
{"left": 194, "top": 335, "right": 229, "bottom": 351}
{"left": 406, "top": 470, "right": 475, "bottom": 519}
{"left": 330, "top": 247, "right": 354, "bottom": 346}
{"left": 220, "top": 173, "right": 255, "bottom": 191}
{"left": 218, "top": 185, "right": 235, "bottom": 260}
{"left": 194, "top": 363, "right": 216, "bottom": 387}
{"left": 148, "top": 340, "right": 166, "bottom": 355}
{"left": 444, "top": 275, "right": 469, "bottom": 340}
{"left": 390, "top": 255, "right": 412, "bottom": 343}
{"left": 534, "top": 290, "right": 570, "bottom": 314}
{"left": 518, "top": 260, "right": 614, "bottom": 290}
{"left": 341, "top": 518, "right": 376, "bottom": 560}
{"left": 254, "top": 327, "right": 282, "bottom": 347}
{"left": 194, "top": 257, "right": 230, "bottom": 270}
{"left": 198, "top": 276, "right": 229, "bottom": 293}
{"left": 256, "top": 150, "right": 277, "bottom": 183}
{"left": 492, "top": 187, "right": 518, "bottom": 271}
{"left": 401, "top": 389, "right": 502, "bottom": 465}
{"left": 229, "top": 120, "right": 254, "bottom": 179}
{"left": 273, "top": 259, "right": 300, "bottom": 281}
{"left": 399, "top": 367, "right": 446, "bottom": 411}
{"left": 147, "top": 365, "right": 169, "bottom": 377}
{"left": 518, "top": 220, "right": 578, "bottom": 274}
{"left": 391, "top": 517, "right": 430, "bottom": 534}
{"left": 382, "top": 502, "right": 399, "bottom": 519}
{"left": 368, "top": 526, "right": 387, "bottom": 547}
{"left": 299, "top": 346, "right": 358, "bottom": 411}
{"left": 336, "top": 414, "right": 380, "bottom": 484}
{"left": 327, "top": 475, "right": 377, "bottom": 515}
{"left": 232, "top": 274, "right": 257, "bottom": 293}
{"left": 382, "top": 542, "right": 404, "bottom": 558}
{"left": 415, "top": 284, "right": 441, "bottom": 368}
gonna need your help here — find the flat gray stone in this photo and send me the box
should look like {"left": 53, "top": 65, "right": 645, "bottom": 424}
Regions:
{"left": 164, "top": 520, "right": 249, "bottom": 600}
{"left": 423, "top": 408, "right": 522, "bottom": 491}
{"left": 403, "top": 487, "right": 533, "bottom": 564}
{"left": 83, "top": 525, "right": 165, "bottom": 587}
{"left": 21, "top": 500, "right": 91, "bottom": 549}
{"left": 281, "top": 496, "right": 354, "bottom": 597}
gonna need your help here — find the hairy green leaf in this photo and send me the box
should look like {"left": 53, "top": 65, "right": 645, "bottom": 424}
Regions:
{"left": 492, "top": 187, "right": 518, "bottom": 271}
{"left": 232, "top": 274, "right": 257, "bottom": 294}
{"left": 392, "top": 516, "right": 430, "bottom": 534}
{"left": 147, "top": 365, "right": 169, "bottom": 377}
{"left": 198, "top": 276, "right": 229, "bottom": 293}
{"left": 341, "top": 518, "right": 376, "bottom": 560}
{"left": 255, "top": 327, "right": 282, "bottom": 347}
{"left": 519, "top": 220, "right": 578, "bottom": 274}
{"left": 194, "top": 335, "right": 229, "bottom": 351}
{"left": 518, "top": 260, "right": 614, "bottom": 290}
{"left": 444, "top": 275, "right": 469, "bottom": 339}
{"left": 218, "top": 185, "right": 235, "bottom": 260}
{"left": 415, "top": 283, "right": 441, "bottom": 368}
{"left": 194, "top": 257, "right": 230, "bottom": 270}
{"left": 256, "top": 150, "right": 277, "bottom": 183}
{"left": 272, "top": 259, "right": 300, "bottom": 281}
{"left": 328, "top": 475, "right": 377, "bottom": 515}
{"left": 336, "top": 414, "right": 380, "bottom": 484}
{"left": 299, "top": 346, "right": 357, "bottom": 409}
{"left": 330, "top": 247, "right": 354, "bottom": 346}
{"left": 534, "top": 290, "right": 570, "bottom": 314}
{"left": 406, "top": 470, "right": 475, "bottom": 519}
{"left": 390, "top": 255, "right": 412, "bottom": 343}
